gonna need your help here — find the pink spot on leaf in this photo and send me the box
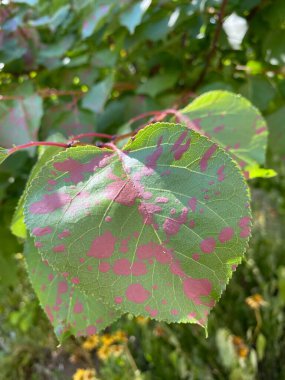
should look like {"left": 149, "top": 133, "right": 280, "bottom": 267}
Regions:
{"left": 219, "top": 227, "right": 234, "bottom": 243}
{"left": 200, "top": 237, "right": 216, "bottom": 253}
{"left": 30, "top": 193, "right": 72, "bottom": 214}
{"left": 33, "top": 226, "right": 52, "bottom": 236}
{"left": 183, "top": 277, "right": 212, "bottom": 305}
{"left": 126, "top": 283, "right": 150, "bottom": 303}
{"left": 200, "top": 145, "right": 218, "bottom": 172}
{"left": 171, "top": 131, "right": 191, "bottom": 160}
{"left": 98, "top": 262, "right": 110, "bottom": 273}
{"left": 145, "top": 136, "right": 163, "bottom": 169}
{"left": 188, "top": 197, "right": 197, "bottom": 212}
{"left": 53, "top": 245, "right": 65, "bottom": 253}
{"left": 87, "top": 231, "right": 116, "bottom": 258}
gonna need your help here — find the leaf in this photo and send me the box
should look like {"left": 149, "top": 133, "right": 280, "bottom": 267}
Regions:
{"left": 41, "top": 107, "right": 97, "bottom": 141}
{"left": 137, "top": 72, "right": 179, "bottom": 98}
{"left": 267, "top": 106, "right": 285, "bottom": 159}
{"left": 239, "top": 76, "right": 276, "bottom": 111}
{"left": 28, "top": 5, "right": 71, "bottom": 32}
{"left": 24, "top": 123, "right": 251, "bottom": 329}
{"left": 82, "top": 77, "right": 113, "bottom": 113}
{"left": 12, "top": 0, "right": 38, "bottom": 5}
{"left": 0, "top": 147, "right": 9, "bottom": 166}
{"left": 11, "top": 143, "right": 65, "bottom": 239}
{"left": 181, "top": 91, "right": 269, "bottom": 179}
{"left": 24, "top": 236, "right": 121, "bottom": 340}
{"left": 0, "top": 92, "right": 43, "bottom": 149}
{"left": 82, "top": 3, "right": 113, "bottom": 38}
{"left": 120, "top": 0, "right": 151, "bottom": 34}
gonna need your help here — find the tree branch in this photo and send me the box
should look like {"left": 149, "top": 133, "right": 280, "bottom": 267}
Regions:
{"left": 192, "top": 0, "right": 228, "bottom": 90}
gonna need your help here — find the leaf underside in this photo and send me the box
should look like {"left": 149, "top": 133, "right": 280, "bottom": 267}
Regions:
{"left": 24, "top": 123, "right": 251, "bottom": 332}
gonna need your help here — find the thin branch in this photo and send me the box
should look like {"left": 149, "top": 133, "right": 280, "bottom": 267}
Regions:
{"left": 0, "top": 95, "right": 24, "bottom": 101}
{"left": 69, "top": 132, "right": 114, "bottom": 140}
{"left": 192, "top": 0, "right": 228, "bottom": 90}
{"left": 7, "top": 141, "right": 69, "bottom": 155}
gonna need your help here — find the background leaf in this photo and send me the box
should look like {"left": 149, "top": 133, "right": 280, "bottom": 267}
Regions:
{"left": 181, "top": 91, "right": 269, "bottom": 179}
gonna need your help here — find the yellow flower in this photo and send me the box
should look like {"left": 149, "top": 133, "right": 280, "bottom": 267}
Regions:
{"left": 97, "top": 345, "right": 111, "bottom": 361}
{"left": 72, "top": 368, "right": 97, "bottom": 380}
{"left": 82, "top": 335, "right": 100, "bottom": 351}
{"left": 101, "top": 333, "right": 115, "bottom": 347}
{"left": 97, "top": 343, "right": 125, "bottom": 361}
{"left": 112, "top": 330, "right": 127, "bottom": 343}
{"left": 245, "top": 294, "right": 267, "bottom": 310}
{"left": 232, "top": 336, "right": 249, "bottom": 359}
{"left": 238, "top": 346, "right": 249, "bottom": 358}
{"left": 109, "top": 344, "right": 124, "bottom": 357}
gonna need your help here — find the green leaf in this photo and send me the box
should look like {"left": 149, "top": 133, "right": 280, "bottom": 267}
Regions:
{"left": 181, "top": 91, "right": 269, "bottom": 179}
{"left": 24, "top": 236, "right": 121, "bottom": 340}
{"left": 267, "top": 106, "right": 285, "bottom": 159}
{"left": 11, "top": 144, "right": 65, "bottom": 239}
{"left": 137, "top": 72, "right": 179, "bottom": 97}
{"left": 24, "top": 123, "right": 251, "bottom": 329}
{"left": 81, "top": 3, "right": 113, "bottom": 38}
{"left": 11, "top": 0, "right": 38, "bottom": 5}
{"left": 120, "top": 0, "right": 151, "bottom": 34}
{"left": 28, "top": 5, "right": 70, "bottom": 31}
{"left": 82, "top": 77, "right": 113, "bottom": 113}
{"left": 0, "top": 147, "right": 9, "bottom": 166}
{"left": 239, "top": 76, "right": 276, "bottom": 111}
{"left": 0, "top": 91, "right": 43, "bottom": 149}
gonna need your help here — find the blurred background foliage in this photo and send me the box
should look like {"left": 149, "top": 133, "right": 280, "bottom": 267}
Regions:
{"left": 0, "top": 0, "right": 285, "bottom": 379}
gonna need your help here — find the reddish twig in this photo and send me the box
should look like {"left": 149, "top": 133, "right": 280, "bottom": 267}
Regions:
{"left": 8, "top": 141, "right": 69, "bottom": 155}
{"left": 0, "top": 95, "right": 24, "bottom": 101}
{"left": 113, "top": 108, "right": 200, "bottom": 143}
{"left": 69, "top": 132, "right": 114, "bottom": 140}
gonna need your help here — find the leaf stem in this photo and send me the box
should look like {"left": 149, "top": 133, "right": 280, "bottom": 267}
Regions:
{"left": 69, "top": 132, "right": 114, "bottom": 140}
{"left": 7, "top": 141, "right": 69, "bottom": 155}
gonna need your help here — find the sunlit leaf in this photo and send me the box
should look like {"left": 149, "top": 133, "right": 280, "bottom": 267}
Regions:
{"left": 181, "top": 91, "right": 269, "bottom": 179}
{"left": 24, "top": 123, "right": 251, "bottom": 330}
{"left": 120, "top": 0, "right": 151, "bottom": 34}
{"left": 82, "top": 77, "right": 113, "bottom": 113}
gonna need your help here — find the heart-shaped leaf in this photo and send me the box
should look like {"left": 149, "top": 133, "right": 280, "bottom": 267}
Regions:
{"left": 24, "top": 123, "right": 251, "bottom": 330}
{"left": 181, "top": 91, "right": 272, "bottom": 179}
{"left": 24, "top": 236, "right": 121, "bottom": 340}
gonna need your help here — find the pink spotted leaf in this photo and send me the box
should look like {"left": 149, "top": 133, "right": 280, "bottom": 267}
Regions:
{"left": 24, "top": 122, "right": 251, "bottom": 331}
{"left": 25, "top": 236, "right": 121, "bottom": 341}
{"left": 181, "top": 91, "right": 275, "bottom": 179}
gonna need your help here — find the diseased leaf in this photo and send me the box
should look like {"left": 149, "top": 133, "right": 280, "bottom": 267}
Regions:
{"left": 25, "top": 236, "right": 121, "bottom": 340}
{"left": 24, "top": 123, "right": 251, "bottom": 330}
{"left": 181, "top": 91, "right": 269, "bottom": 179}
{"left": 0, "top": 147, "right": 9, "bottom": 166}
{"left": 11, "top": 143, "right": 65, "bottom": 239}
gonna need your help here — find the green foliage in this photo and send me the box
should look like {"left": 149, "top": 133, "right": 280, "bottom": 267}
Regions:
{"left": 1, "top": 0, "right": 285, "bottom": 379}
